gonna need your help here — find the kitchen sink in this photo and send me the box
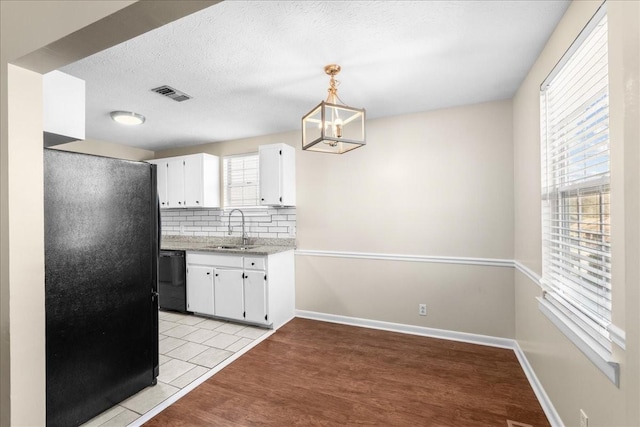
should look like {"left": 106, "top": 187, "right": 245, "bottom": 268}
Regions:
{"left": 206, "top": 245, "right": 259, "bottom": 250}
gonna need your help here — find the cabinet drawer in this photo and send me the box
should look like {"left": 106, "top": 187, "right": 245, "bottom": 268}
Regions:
{"left": 187, "top": 252, "right": 243, "bottom": 268}
{"left": 244, "top": 256, "right": 266, "bottom": 270}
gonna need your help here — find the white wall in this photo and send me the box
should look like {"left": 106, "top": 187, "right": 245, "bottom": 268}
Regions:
{"left": 513, "top": 0, "right": 640, "bottom": 425}
{"left": 297, "top": 100, "right": 514, "bottom": 258}
{"left": 297, "top": 100, "right": 515, "bottom": 337}
{"left": 1, "top": 3, "right": 137, "bottom": 424}
{"left": 5, "top": 63, "right": 46, "bottom": 427}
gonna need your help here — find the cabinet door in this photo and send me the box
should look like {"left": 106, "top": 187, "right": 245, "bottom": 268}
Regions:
{"left": 187, "top": 265, "right": 214, "bottom": 315}
{"left": 259, "top": 145, "right": 281, "bottom": 206}
{"left": 184, "top": 155, "right": 203, "bottom": 208}
{"left": 154, "top": 161, "right": 169, "bottom": 208}
{"left": 244, "top": 270, "right": 268, "bottom": 324}
{"left": 280, "top": 145, "right": 296, "bottom": 206}
{"left": 214, "top": 269, "right": 244, "bottom": 321}
{"left": 167, "top": 158, "right": 185, "bottom": 208}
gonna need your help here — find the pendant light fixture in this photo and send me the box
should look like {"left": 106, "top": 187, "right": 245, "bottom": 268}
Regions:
{"left": 302, "top": 64, "right": 366, "bottom": 154}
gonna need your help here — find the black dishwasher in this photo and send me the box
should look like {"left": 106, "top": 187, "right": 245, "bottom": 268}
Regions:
{"left": 159, "top": 250, "right": 187, "bottom": 313}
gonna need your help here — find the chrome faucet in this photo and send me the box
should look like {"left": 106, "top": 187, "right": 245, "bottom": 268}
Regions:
{"left": 228, "top": 209, "right": 248, "bottom": 246}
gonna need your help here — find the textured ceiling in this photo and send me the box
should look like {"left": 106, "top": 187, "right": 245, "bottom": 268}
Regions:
{"left": 60, "top": 0, "right": 571, "bottom": 151}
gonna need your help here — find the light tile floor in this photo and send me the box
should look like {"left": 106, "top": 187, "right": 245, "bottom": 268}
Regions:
{"left": 82, "top": 310, "right": 269, "bottom": 427}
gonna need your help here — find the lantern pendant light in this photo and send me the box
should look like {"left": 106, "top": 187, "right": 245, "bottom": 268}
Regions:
{"left": 302, "top": 64, "right": 366, "bottom": 154}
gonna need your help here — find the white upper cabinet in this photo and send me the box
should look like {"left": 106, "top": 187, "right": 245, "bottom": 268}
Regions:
{"left": 184, "top": 154, "right": 203, "bottom": 207}
{"left": 167, "top": 158, "right": 186, "bottom": 208}
{"left": 43, "top": 71, "right": 85, "bottom": 147}
{"left": 148, "top": 153, "right": 220, "bottom": 209}
{"left": 155, "top": 160, "right": 168, "bottom": 208}
{"left": 259, "top": 143, "right": 295, "bottom": 207}
{"left": 184, "top": 154, "right": 219, "bottom": 208}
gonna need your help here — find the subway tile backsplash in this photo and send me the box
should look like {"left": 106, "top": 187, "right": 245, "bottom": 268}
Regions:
{"left": 160, "top": 207, "right": 296, "bottom": 239}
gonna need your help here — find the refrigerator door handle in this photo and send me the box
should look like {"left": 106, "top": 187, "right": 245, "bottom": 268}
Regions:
{"left": 157, "top": 200, "right": 161, "bottom": 253}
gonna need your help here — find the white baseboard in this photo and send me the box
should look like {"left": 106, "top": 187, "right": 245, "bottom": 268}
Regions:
{"left": 295, "top": 309, "right": 515, "bottom": 349}
{"left": 513, "top": 341, "right": 564, "bottom": 427}
{"left": 295, "top": 309, "right": 563, "bottom": 427}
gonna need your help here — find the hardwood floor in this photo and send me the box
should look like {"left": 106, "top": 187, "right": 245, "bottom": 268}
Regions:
{"left": 145, "top": 318, "right": 549, "bottom": 426}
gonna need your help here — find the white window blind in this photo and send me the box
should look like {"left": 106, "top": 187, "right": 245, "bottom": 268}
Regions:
{"left": 540, "top": 9, "right": 611, "bottom": 353}
{"left": 223, "top": 153, "right": 259, "bottom": 207}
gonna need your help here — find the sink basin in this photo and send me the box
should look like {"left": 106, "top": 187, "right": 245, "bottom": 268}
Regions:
{"left": 206, "top": 245, "right": 258, "bottom": 251}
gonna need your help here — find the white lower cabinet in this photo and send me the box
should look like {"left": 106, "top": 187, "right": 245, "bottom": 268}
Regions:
{"left": 186, "top": 265, "right": 214, "bottom": 316}
{"left": 244, "top": 270, "right": 267, "bottom": 324}
{"left": 185, "top": 250, "right": 294, "bottom": 329}
{"left": 214, "top": 269, "right": 244, "bottom": 320}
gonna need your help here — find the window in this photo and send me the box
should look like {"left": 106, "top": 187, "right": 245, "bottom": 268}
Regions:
{"left": 223, "top": 153, "right": 259, "bottom": 207}
{"left": 540, "top": 5, "right": 617, "bottom": 384}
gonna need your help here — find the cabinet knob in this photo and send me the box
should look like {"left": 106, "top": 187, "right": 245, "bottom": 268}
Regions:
{"left": 251, "top": 262, "right": 255, "bottom": 266}
{"left": 206, "top": 272, "right": 210, "bottom": 275}
{"left": 261, "top": 198, "right": 264, "bottom": 201}
{"left": 161, "top": 202, "right": 165, "bottom": 205}
{"left": 178, "top": 201, "right": 182, "bottom": 205}
{"left": 196, "top": 201, "right": 199, "bottom": 204}
{"left": 215, "top": 273, "right": 219, "bottom": 277}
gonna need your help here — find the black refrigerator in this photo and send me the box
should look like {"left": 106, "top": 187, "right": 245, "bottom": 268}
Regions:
{"left": 44, "top": 149, "right": 159, "bottom": 427}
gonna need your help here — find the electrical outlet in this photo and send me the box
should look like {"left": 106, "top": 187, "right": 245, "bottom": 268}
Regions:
{"left": 419, "top": 304, "right": 427, "bottom": 316}
{"left": 580, "top": 409, "right": 588, "bottom": 427}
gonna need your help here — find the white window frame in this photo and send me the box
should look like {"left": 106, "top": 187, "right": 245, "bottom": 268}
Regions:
{"left": 539, "top": 2, "right": 619, "bottom": 386}
{"left": 222, "top": 152, "right": 261, "bottom": 208}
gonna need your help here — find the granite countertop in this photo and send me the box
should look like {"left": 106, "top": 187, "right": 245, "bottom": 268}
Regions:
{"left": 161, "top": 236, "right": 296, "bottom": 256}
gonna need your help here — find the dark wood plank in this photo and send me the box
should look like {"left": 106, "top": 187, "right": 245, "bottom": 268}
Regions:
{"left": 146, "top": 318, "right": 550, "bottom": 426}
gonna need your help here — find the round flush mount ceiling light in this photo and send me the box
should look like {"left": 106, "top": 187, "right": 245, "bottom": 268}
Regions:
{"left": 110, "top": 110, "right": 146, "bottom": 126}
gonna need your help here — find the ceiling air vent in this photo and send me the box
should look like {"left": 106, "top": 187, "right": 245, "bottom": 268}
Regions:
{"left": 151, "top": 85, "right": 192, "bottom": 102}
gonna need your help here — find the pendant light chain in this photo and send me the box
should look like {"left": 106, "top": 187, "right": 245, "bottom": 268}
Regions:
{"left": 325, "top": 67, "right": 346, "bottom": 105}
